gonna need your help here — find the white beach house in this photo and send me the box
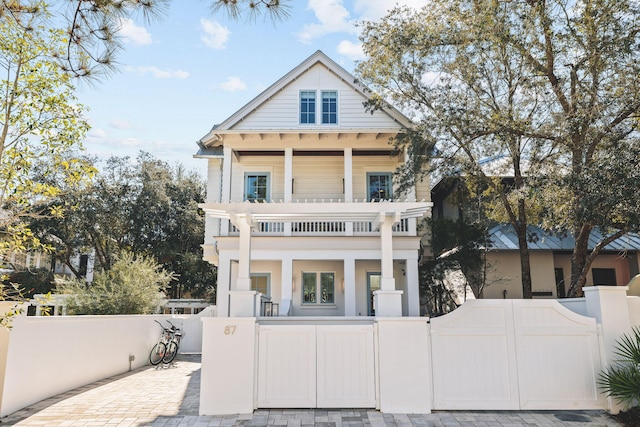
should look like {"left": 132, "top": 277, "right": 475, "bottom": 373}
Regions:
{"left": 196, "top": 51, "right": 432, "bottom": 318}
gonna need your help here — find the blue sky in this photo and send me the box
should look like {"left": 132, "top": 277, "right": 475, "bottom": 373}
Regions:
{"left": 77, "top": 0, "right": 425, "bottom": 177}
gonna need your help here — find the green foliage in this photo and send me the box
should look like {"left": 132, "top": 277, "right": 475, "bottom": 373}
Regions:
{"left": 0, "top": 3, "right": 94, "bottom": 327}
{"left": 357, "top": 0, "right": 640, "bottom": 296}
{"left": 0, "top": 282, "right": 24, "bottom": 329}
{"left": 420, "top": 217, "right": 489, "bottom": 316}
{"left": 59, "top": 251, "right": 173, "bottom": 315}
{"left": 3, "top": 268, "right": 55, "bottom": 297}
{"left": 31, "top": 153, "right": 216, "bottom": 299}
{"left": 599, "top": 327, "right": 640, "bottom": 408}
{"left": 211, "top": 0, "right": 291, "bottom": 21}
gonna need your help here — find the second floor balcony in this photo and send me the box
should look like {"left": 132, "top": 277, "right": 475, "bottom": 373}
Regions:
{"left": 201, "top": 200, "right": 431, "bottom": 238}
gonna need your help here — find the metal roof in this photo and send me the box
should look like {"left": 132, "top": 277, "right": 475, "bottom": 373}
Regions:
{"left": 488, "top": 224, "right": 640, "bottom": 251}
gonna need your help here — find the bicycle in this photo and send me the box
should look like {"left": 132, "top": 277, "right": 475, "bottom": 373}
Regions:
{"left": 162, "top": 320, "right": 183, "bottom": 364}
{"left": 149, "top": 320, "right": 182, "bottom": 365}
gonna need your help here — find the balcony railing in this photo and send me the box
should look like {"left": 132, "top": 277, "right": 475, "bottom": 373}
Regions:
{"left": 230, "top": 218, "right": 411, "bottom": 236}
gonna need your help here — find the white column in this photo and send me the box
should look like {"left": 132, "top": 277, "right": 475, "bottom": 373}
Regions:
{"left": 374, "top": 212, "right": 403, "bottom": 317}
{"left": 584, "top": 286, "right": 632, "bottom": 414}
{"left": 221, "top": 147, "right": 233, "bottom": 236}
{"left": 284, "top": 148, "right": 293, "bottom": 236}
{"left": 228, "top": 213, "right": 258, "bottom": 317}
{"left": 280, "top": 257, "right": 293, "bottom": 316}
{"left": 200, "top": 317, "right": 257, "bottom": 415}
{"left": 216, "top": 252, "right": 231, "bottom": 317}
{"left": 344, "top": 148, "right": 353, "bottom": 236}
{"left": 344, "top": 257, "right": 356, "bottom": 316}
{"left": 344, "top": 148, "right": 353, "bottom": 202}
{"left": 405, "top": 258, "right": 420, "bottom": 316}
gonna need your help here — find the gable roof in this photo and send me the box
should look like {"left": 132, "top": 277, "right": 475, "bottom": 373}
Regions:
{"left": 488, "top": 224, "right": 640, "bottom": 251}
{"left": 197, "top": 50, "right": 413, "bottom": 147}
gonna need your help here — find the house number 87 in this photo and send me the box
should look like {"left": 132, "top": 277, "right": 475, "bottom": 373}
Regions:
{"left": 224, "top": 325, "right": 236, "bottom": 335}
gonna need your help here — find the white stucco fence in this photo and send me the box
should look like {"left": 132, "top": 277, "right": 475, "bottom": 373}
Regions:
{"left": 0, "top": 307, "right": 214, "bottom": 418}
{"left": 200, "top": 286, "right": 636, "bottom": 415}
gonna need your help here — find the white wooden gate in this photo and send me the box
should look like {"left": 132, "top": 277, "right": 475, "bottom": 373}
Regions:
{"left": 256, "top": 323, "right": 376, "bottom": 408}
{"left": 430, "top": 300, "right": 606, "bottom": 410}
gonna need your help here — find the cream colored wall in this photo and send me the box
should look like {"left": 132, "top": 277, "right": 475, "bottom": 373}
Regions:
{"left": 230, "top": 155, "right": 285, "bottom": 202}
{"left": 484, "top": 251, "right": 557, "bottom": 299}
{"left": 292, "top": 156, "right": 343, "bottom": 200}
{"left": 250, "top": 260, "right": 282, "bottom": 305}
{"left": 228, "top": 153, "right": 406, "bottom": 203}
{"left": 352, "top": 156, "right": 402, "bottom": 200}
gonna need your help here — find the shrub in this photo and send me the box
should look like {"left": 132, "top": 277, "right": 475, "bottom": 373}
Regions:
{"left": 598, "top": 327, "right": 640, "bottom": 408}
{"left": 59, "top": 251, "right": 174, "bottom": 315}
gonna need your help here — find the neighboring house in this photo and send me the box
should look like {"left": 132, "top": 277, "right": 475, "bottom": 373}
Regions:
{"left": 432, "top": 176, "right": 640, "bottom": 299}
{"left": 196, "top": 51, "right": 431, "bottom": 317}
{"left": 1, "top": 250, "right": 95, "bottom": 283}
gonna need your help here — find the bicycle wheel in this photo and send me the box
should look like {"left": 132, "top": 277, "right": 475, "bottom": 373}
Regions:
{"left": 149, "top": 341, "right": 166, "bottom": 365}
{"left": 163, "top": 340, "right": 179, "bottom": 364}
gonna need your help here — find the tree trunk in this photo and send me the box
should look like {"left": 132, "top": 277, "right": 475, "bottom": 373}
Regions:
{"left": 515, "top": 223, "right": 533, "bottom": 299}
{"left": 568, "top": 223, "right": 592, "bottom": 297}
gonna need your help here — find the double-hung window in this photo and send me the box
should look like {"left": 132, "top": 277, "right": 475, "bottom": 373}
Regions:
{"left": 300, "top": 90, "right": 338, "bottom": 124}
{"left": 321, "top": 91, "right": 337, "bottom": 124}
{"left": 367, "top": 173, "right": 393, "bottom": 201}
{"left": 244, "top": 173, "right": 269, "bottom": 202}
{"left": 300, "top": 91, "right": 316, "bottom": 124}
{"left": 302, "top": 272, "right": 335, "bottom": 304}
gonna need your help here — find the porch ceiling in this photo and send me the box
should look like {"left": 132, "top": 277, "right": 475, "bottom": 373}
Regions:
{"left": 199, "top": 201, "right": 432, "bottom": 223}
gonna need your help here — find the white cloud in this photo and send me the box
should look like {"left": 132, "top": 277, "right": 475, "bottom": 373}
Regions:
{"left": 109, "top": 119, "right": 134, "bottom": 130}
{"left": 200, "top": 19, "right": 230, "bottom": 50}
{"left": 220, "top": 76, "right": 247, "bottom": 92}
{"left": 87, "top": 128, "right": 107, "bottom": 139}
{"left": 127, "top": 66, "right": 189, "bottom": 79}
{"left": 337, "top": 40, "right": 365, "bottom": 60}
{"left": 117, "top": 18, "right": 152, "bottom": 46}
{"left": 296, "top": 0, "right": 355, "bottom": 43}
{"left": 353, "top": 0, "right": 426, "bottom": 21}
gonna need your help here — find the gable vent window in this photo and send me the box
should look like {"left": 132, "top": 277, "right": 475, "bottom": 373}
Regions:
{"left": 300, "top": 91, "right": 316, "bottom": 124}
{"left": 321, "top": 91, "right": 337, "bottom": 124}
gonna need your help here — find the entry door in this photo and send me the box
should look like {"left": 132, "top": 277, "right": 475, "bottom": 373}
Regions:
{"left": 367, "top": 273, "right": 381, "bottom": 316}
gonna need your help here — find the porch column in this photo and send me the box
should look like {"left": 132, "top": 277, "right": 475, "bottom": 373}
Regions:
{"left": 374, "top": 212, "right": 403, "bottom": 317}
{"left": 216, "top": 252, "right": 231, "bottom": 317}
{"left": 221, "top": 147, "right": 233, "bottom": 236}
{"left": 405, "top": 258, "right": 420, "bottom": 316}
{"left": 280, "top": 256, "right": 293, "bottom": 316}
{"left": 405, "top": 149, "right": 418, "bottom": 234}
{"left": 284, "top": 148, "right": 293, "bottom": 236}
{"left": 344, "top": 257, "right": 356, "bottom": 316}
{"left": 344, "top": 148, "right": 353, "bottom": 236}
{"left": 228, "top": 213, "right": 258, "bottom": 317}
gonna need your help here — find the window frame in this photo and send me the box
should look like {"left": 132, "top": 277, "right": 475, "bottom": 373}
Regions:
{"left": 301, "top": 271, "right": 335, "bottom": 305}
{"left": 244, "top": 172, "right": 270, "bottom": 202}
{"left": 300, "top": 90, "right": 316, "bottom": 124}
{"left": 321, "top": 90, "right": 338, "bottom": 124}
{"left": 367, "top": 172, "right": 394, "bottom": 201}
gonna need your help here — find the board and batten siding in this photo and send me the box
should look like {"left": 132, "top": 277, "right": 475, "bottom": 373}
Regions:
{"left": 233, "top": 63, "right": 401, "bottom": 131}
